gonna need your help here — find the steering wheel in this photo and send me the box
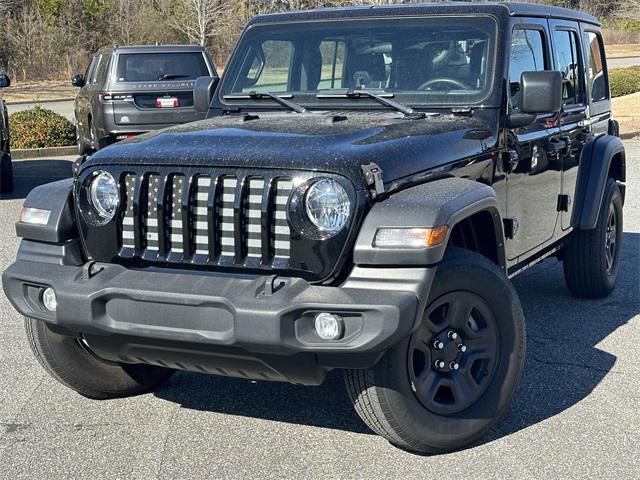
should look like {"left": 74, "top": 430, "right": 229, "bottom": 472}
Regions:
{"left": 418, "top": 78, "right": 468, "bottom": 91}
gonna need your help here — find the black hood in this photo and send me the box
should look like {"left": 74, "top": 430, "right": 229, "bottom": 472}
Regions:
{"left": 85, "top": 110, "right": 499, "bottom": 189}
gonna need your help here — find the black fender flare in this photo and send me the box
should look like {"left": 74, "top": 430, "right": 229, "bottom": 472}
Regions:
{"left": 16, "top": 178, "right": 77, "bottom": 243}
{"left": 572, "top": 135, "right": 626, "bottom": 230}
{"left": 353, "top": 177, "right": 506, "bottom": 270}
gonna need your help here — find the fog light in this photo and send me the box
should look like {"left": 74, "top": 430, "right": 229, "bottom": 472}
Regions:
{"left": 314, "top": 313, "right": 344, "bottom": 340}
{"left": 42, "top": 287, "right": 57, "bottom": 312}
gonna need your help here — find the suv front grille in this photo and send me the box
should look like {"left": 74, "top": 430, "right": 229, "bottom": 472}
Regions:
{"left": 119, "top": 171, "right": 294, "bottom": 268}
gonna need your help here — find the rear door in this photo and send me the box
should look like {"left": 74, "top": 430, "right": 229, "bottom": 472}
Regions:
{"left": 549, "top": 20, "right": 591, "bottom": 230}
{"left": 76, "top": 55, "right": 99, "bottom": 137}
{"left": 109, "top": 51, "right": 213, "bottom": 127}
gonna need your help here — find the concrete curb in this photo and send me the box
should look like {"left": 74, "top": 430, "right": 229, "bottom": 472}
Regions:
{"left": 11, "top": 146, "right": 77, "bottom": 160}
{"left": 621, "top": 131, "right": 640, "bottom": 140}
{"left": 5, "top": 98, "right": 74, "bottom": 106}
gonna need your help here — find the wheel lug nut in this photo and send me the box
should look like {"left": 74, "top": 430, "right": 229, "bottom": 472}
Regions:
{"left": 433, "top": 340, "right": 444, "bottom": 350}
{"left": 458, "top": 344, "right": 467, "bottom": 353}
{"left": 434, "top": 360, "right": 446, "bottom": 370}
{"left": 449, "top": 362, "right": 460, "bottom": 371}
{"left": 448, "top": 331, "right": 458, "bottom": 340}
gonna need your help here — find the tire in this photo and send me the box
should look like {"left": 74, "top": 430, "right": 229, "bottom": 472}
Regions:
{"left": 77, "top": 124, "right": 92, "bottom": 156}
{"left": 25, "top": 317, "right": 175, "bottom": 400}
{"left": 344, "top": 247, "right": 526, "bottom": 454}
{"left": 563, "top": 178, "right": 623, "bottom": 299}
{"left": 0, "top": 152, "right": 12, "bottom": 193}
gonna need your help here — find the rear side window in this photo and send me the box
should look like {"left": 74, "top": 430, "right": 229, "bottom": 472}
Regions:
{"left": 115, "top": 52, "right": 209, "bottom": 82}
{"left": 509, "top": 28, "right": 547, "bottom": 110}
{"left": 95, "top": 54, "right": 111, "bottom": 85}
{"left": 553, "top": 30, "right": 583, "bottom": 106}
{"left": 584, "top": 32, "right": 608, "bottom": 103}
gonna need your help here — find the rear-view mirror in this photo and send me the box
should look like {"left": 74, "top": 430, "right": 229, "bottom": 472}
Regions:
{"left": 0, "top": 74, "right": 10, "bottom": 88}
{"left": 71, "top": 74, "right": 85, "bottom": 88}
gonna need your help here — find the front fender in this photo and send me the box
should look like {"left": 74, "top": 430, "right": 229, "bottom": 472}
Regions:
{"left": 16, "top": 178, "right": 77, "bottom": 244}
{"left": 353, "top": 177, "right": 505, "bottom": 269}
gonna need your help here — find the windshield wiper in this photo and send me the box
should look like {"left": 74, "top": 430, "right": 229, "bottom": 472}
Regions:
{"left": 316, "top": 89, "right": 426, "bottom": 119}
{"left": 223, "top": 91, "right": 309, "bottom": 114}
{"left": 159, "top": 74, "right": 190, "bottom": 80}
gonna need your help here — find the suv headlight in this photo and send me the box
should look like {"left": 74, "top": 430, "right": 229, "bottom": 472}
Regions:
{"left": 304, "top": 179, "right": 351, "bottom": 237}
{"left": 89, "top": 171, "right": 119, "bottom": 225}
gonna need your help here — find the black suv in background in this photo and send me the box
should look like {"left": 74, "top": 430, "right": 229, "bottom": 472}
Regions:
{"left": 71, "top": 45, "right": 217, "bottom": 154}
{"left": 0, "top": 73, "right": 12, "bottom": 193}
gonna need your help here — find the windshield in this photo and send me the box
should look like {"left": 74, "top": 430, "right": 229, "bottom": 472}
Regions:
{"left": 115, "top": 52, "right": 209, "bottom": 82}
{"left": 222, "top": 16, "right": 497, "bottom": 108}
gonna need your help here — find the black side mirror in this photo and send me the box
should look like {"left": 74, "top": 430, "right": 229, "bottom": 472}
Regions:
{"left": 0, "top": 74, "right": 10, "bottom": 88}
{"left": 71, "top": 74, "right": 86, "bottom": 88}
{"left": 520, "top": 70, "right": 563, "bottom": 114}
{"left": 193, "top": 76, "right": 220, "bottom": 114}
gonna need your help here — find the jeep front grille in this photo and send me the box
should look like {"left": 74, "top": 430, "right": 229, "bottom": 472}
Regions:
{"left": 119, "top": 172, "right": 294, "bottom": 268}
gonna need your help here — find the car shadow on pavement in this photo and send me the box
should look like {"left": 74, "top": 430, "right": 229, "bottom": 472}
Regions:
{"left": 0, "top": 159, "right": 73, "bottom": 201}
{"left": 155, "top": 232, "right": 639, "bottom": 445}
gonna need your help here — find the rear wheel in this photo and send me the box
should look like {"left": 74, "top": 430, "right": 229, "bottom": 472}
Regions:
{"left": 345, "top": 248, "right": 526, "bottom": 453}
{"left": 0, "top": 152, "right": 13, "bottom": 193}
{"left": 25, "top": 317, "right": 174, "bottom": 399}
{"left": 77, "top": 123, "right": 92, "bottom": 155}
{"left": 563, "top": 178, "right": 623, "bottom": 298}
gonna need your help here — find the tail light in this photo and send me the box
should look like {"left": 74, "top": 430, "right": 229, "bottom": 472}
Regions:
{"left": 99, "top": 92, "right": 133, "bottom": 102}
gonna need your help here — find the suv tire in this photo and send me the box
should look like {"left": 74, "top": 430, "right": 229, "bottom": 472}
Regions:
{"left": 25, "top": 317, "right": 175, "bottom": 399}
{"left": 563, "top": 178, "right": 623, "bottom": 299}
{"left": 344, "top": 247, "right": 526, "bottom": 454}
{"left": 77, "top": 124, "right": 92, "bottom": 156}
{"left": 0, "top": 152, "right": 12, "bottom": 193}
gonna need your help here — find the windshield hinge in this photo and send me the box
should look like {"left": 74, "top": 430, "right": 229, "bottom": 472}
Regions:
{"left": 361, "top": 163, "right": 385, "bottom": 198}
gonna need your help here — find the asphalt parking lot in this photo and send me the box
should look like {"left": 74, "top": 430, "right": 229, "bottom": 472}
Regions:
{"left": 0, "top": 144, "right": 638, "bottom": 479}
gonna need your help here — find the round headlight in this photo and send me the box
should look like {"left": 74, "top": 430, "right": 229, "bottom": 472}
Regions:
{"left": 89, "top": 171, "right": 119, "bottom": 224}
{"left": 305, "top": 179, "right": 351, "bottom": 236}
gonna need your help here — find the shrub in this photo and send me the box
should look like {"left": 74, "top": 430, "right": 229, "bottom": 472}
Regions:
{"left": 9, "top": 106, "right": 76, "bottom": 149}
{"left": 609, "top": 66, "right": 640, "bottom": 98}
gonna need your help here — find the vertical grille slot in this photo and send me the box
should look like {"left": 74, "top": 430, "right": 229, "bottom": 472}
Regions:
{"left": 193, "top": 176, "right": 211, "bottom": 256}
{"left": 169, "top": 175, "right": 185, "bottom": 254}
{"left": 146, "top": 174, "right": 161, "bottom": 251}
{"left": 121, "top": 173, "right": 137, "bottom": 250}
{"left": 272, "top": 178, "right": 293, "bottom": 262}
{"left": 246, "top": 178, "right": 265, "bottom": 259}
{"left": 219, "top": 177, "right": 237, "bottom": 260}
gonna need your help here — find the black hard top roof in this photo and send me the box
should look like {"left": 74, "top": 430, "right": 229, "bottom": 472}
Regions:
{"left": 95, "top": 45, "right": 208, "bottom": 55}
{"left": 247, "top": 2, "right": 600, "bottom": 26}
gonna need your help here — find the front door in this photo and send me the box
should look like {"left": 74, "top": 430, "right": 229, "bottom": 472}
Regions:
{"left": 505, "top": 21, "right": 562, "bottom": 261}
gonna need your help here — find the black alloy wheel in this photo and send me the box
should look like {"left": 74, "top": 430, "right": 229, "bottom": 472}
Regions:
{"left": 408, "top": 291, "right": 498, "bottom": 415}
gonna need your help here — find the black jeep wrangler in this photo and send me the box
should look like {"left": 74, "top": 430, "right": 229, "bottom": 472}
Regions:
{"left": 3, "top": 3, "right": 626, "bottom": 454}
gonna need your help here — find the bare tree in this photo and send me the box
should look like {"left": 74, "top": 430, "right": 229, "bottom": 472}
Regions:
{"left": 168, "top": 0, "right": 225, "bottom": 46}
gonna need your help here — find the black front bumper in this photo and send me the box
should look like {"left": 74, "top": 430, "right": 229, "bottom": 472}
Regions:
{"left": 3, "top": 242, "right": 435, "bottom": 385}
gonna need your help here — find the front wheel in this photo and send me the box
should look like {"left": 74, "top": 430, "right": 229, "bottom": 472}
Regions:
{"left": 25, "top": 318, "right": 175, "bottom": 399}
{"left": 345, "top": 248, "right": 526, "bottom": 454}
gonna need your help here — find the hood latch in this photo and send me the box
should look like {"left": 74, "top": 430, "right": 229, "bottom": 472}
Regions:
{"left": 361, "top": 163, "right": 385, "bottom": 198}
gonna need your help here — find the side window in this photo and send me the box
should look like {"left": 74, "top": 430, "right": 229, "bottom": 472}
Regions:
{"left": 584, "top": 32, "right": 608, "bottom": 103}
{"left": 85, "top": 56, "right": 98, "bottom": 83}
{"left": 240, "top": 41, "right": 294, "bottom": 93}
{"left": 553, "top": 29, "right": 584, "bottom": 106}
{"left": 509, "top": 28, "right": 547, "bottom": 110}
{"left": 95, "top": 54, "right": 111, "bottom": 85}
{"left": 89, "top": 56, "right": 102, "bottom": 84}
